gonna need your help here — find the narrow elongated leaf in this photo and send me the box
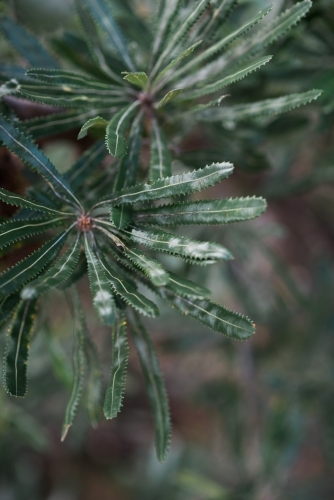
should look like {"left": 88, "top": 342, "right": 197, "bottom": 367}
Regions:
{"left": 20, "top": 82, "right": 127, "bottom": 109}
{"left": 26, "top": 68, "right": 118, "bottom": 89}
{"left": 149, "top": 119, "right": 172, "bottom": 181}
{"left": 206, "top": 90, "right": 323, "bottom": 124}
{"left": 181, "top": 56, "right": 272, "bottom": 100}
{"left": 236, "top": 0, "right": 312, "bottom": 62}
{"left": 123, "top": 226, "right": 233, "bottom": 261}
{"left": 0, "top": 115, "right": 81, "bottom": 208}
{"left": 75, "top": 0, "right": 124, "bottom": 83}
{"left": 0, "top": 16, "right": 58, "bottom": 68}
{"left": 124, "top": 247, "right": 170, "bottom": 287}
{"left": 98, "top": 255, "right": 159, "bottom": 317}
{"left": 122, "top": 72, "right": 148, "bottom": 89}
{"left": 82, "top": 0, "right": 135, "bottom": 71}
{"left": 99, "top": 162, "right": 233, "bottom": 206}
{"left": 154, "top": 40, "right": 202, "bottom": 84}
{"left": 152, "top": 0, "right": 211, "bottom": 77}
{"left": 167, "top": 272, "right": 211, "bottom": 298}
{"left": 61, "top": 293, "right": 85, "bottom": 441}
{"left": 83, "top": 322, "right": 103, "bottom": 427}
{"left": 3, "top": 299, "right": 38, "bottom": 397}
{"left": 0, "top": 229, "right": 71, "bottom": 300}
{"left": 84, "top": 234, "right": 115, "bottom": 325}
{"left": 103, "top": 311, "right": 129, "bottom": 419}
{"left": 158, "top": 288, "right": 255, "bottom": 340}
{"left": 130, "top": 311, "right": 171, "bottom": 462}
{"left": 172, "top": 7, "right": 272, "bottom": 81}
{"left": 135, "top": 197, "right": 267, "bottom": 226}
{"left": 0, "top": 293, "right": 21, "bottom": 328}
{"left": 106, "top": 102, "right": 140, "bottom": 158}
{"left": 113, "top": 113, "right": 142, "bottom": 192}
{"left": 65, "top": 141, "right": 108, "bottom": 191}
{"left": 151, "top": 0, "right": 182, "bottom": 61}
{"left": 156, "top": 88, "right": 183, "bottom": 108}
{"left": 21, "top": 235, "right": 81, "bottom": 299}
{"left": 0, "top": 216, "right": 68, "bottom": 250}
{"left": 78, "top": 116, "right": 108, "bottom": 139}
{"left": 0, "top": 188, "right": 70, "bottom": 216}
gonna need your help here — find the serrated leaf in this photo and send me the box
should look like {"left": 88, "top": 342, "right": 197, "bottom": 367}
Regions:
{"left": 156, "top": 88, "right": 183, "bottom": 108}
{"left": 0, "top": 188, "right": 70, "bottom": 216}
{"left": 123, "top": 247, "right": 170, "bottom": 287}
{"left": 122, "top": 226, "right": 233, "bottom": 261}
{"left": 75, "top": 0, "right": 124, "bottom": 83}
{"left": 98, "top": 255, "right": 159, "bottom": 318}
{"left": 81, "top": 0, "right": 135, "bottom": 71}
{"left": 237, "top": 0, "right": 312, "bottom": 62}
{"left": 0, "top": 229, "right": 71, "bottom": 300}
{"left": 134, "top": 197, "right": 267, "bottom": 226}
{"left": 3, "top": 299, "right": 38, "bottom": 397}
{"left": 151, "top": 0, "right": 211, "bottom": 77}
{"left": 206, "top": 90, "right": 323, "bottom": 124}
{"left": 84, "top": 233, "right": 115, "bottom": 325}
{"left": 61, "top": 291, "right": 85, "bottom": 441}
{"left": 99, "top": 162, "right": 233, "bottom": 207}
{"left": 0, "top": 216, "right": 68, "bottom": 250}
{"left": 151, "top": 0, "right": 181, "bottom": 64}
{"left": 0, "top": 16, "right": 58, "bottom": 69}
{"left": 154, "top": 40, "right": 202, "bottom": 84}
{"left": 113, "top": 113, "right": 143, "bottom": 192}
{"left": 158, "top": 288, "right": 255, "bottom": 340}
{"left": 130, "top": 311, "right": 171, "bottom": 462}
{"left": 167, "top": 272, "right": 211, "bottom": 298}
{"left": 65, "top": 141, "right": 108, "bottom": 191}
{"left": 149, "top": 119, "right": 172, "bottom": 181}
{"left": 83, "top": 320, "right": 103, "bottom": 427}
{"left": 21, "top": 235, "right": 81, "bottom": 300}
{"left": 20, "top": 81, "right": 127, "bottom": 109}
{"left": 173, "top": 7, "right": 272, "bottom": 81}
{"left": 26, "top": 68, "right": 117, "bottom": 89}
{"left": 103, "top": 311, "right": 129, "bottom": 419}
{"left": 0, "top": 293, "right": 21, "bottom": 328}
{"left": 122, "top": 72, "right": 148, "bottom": 89}
{"left": 109, "top": 206, "right": 133, "bottom": 229}
{"left": 78, "top": 116, "right": 109, "bottom": 139}
{"left": 59, "top": 252, "right": 87, "bottom": 290}
{"left": 106, "top": 102, "right": 140, "bottom": 158}
{"left": 0, "top": 115, "right": 81, "bottom": 209}
{"left": 181, "top": 55, "right": 272, "bottom": 100}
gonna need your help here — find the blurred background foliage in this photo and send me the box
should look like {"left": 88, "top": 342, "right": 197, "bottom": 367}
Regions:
{"left": 0, "top": 0, "right": 333, "bottom": 498}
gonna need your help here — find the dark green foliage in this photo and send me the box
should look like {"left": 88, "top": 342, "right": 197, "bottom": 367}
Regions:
{"left": 0, "top": 0, "right": 322, "bottom": 461}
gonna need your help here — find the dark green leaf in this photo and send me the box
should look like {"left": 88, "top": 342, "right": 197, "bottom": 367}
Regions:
{"left": 0, "top": 229, "right": 71, "bottom": 300}
{"left": 134, "top": 197, "right": 267, "bottom": 226}
{"left": 0, "top": 216, "right": 68, "bottom": 250}
{"left": 130, "top": 311, "right": 171, "bottom": 462}
{"left": 0, "top": 115, "right": 82, "bottom": 209}
{"left": 3, "top": 299, "right": 38, "bottom": 397}
{"left": 21, "top": 235, "right": 81, "bottom": 299}
{"left": 0, "top": 16, "right": 58, "bottom": 68}
{"left": 0, "top": 188, "right": 72, "bottom": 216}
{"left": 78, "top": 116, "right": 108, "bottom": 139}
{"left": 158, "top": 288, "right": 255, "bottom": 340}
{"left": 103, "top": 311, "right": 129, "bottom": 419}
{"left": 149, "top": 119, "right": 172, "bottom": 181}
{"left": 61, "top": 290, "right": 85, "bottom": 441}
{"left": 122, "top": 226, "right": 233, "bottom": 261}
{"left": 0, "top": 293, "right": 21, "bottom": 328}
{"left": 100, "top": 162, "right": 233, "bottom": 206}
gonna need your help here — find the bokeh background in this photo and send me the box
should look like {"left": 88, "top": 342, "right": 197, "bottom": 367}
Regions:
{"left": 0, "top": 0, "right": 334, "bottom": 498}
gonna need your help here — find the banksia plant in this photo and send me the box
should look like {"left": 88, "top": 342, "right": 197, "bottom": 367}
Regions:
{"left": 0, "top": 0, "right": 321, "bottom": 461}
